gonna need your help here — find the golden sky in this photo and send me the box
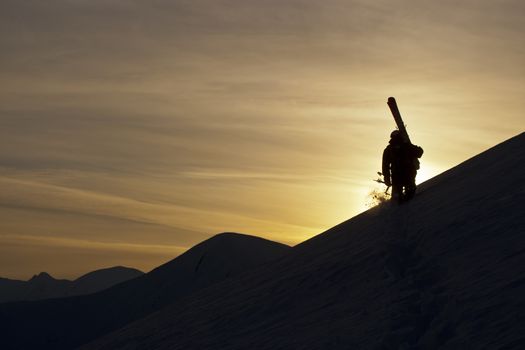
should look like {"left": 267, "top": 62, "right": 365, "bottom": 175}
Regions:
{"left": 1, "top": 0, "right": 524, "bottom": 279}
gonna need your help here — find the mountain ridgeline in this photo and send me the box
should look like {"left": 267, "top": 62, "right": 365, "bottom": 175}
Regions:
{"left": 0, "top": 267, "right": 144, "bottom": 303}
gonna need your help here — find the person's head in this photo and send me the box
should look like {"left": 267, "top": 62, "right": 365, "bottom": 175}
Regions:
{"left": 390, "top": 130, "right": 401, "bottom": 140}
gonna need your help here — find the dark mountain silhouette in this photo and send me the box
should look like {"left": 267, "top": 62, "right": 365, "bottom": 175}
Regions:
{"left": 70, "top": 266, "right": 144, "bottom": 295}
{"left": 81, "top": 132, "right": 525, "bottom": 349}
{"left": 0, "top": 266, "right": 143, "bottom": 303}
{"left": 0, "top": 233, "right": 290, "bottom": 349}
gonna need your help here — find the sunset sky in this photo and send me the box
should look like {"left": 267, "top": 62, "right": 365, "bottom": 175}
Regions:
{"left": 1, "top": 0, "right": 524, "bottom": 279}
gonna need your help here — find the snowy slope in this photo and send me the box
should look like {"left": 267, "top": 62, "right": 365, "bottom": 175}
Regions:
{"left": 83, "top": 132, "right": 525, "bottom": 350}
{"left": 0, "top": 267, "right": 144, "bottom": 303}
{"left": 0, "top": 233, "right": 290, "bottom": 349}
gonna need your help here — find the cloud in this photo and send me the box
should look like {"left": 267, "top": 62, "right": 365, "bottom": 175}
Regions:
{"left": 0, "top": 234, "right": 186, "bottom": 255}
{"left": 0, "top": 172, "right": 322, "bottom": 245}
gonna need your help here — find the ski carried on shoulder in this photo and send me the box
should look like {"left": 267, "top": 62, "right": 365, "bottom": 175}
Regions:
{"left": 386, "top": 96, "right": 424, "bottom": 171}
{"left": 387, "top": 97, "right": 411, "bottom": 144}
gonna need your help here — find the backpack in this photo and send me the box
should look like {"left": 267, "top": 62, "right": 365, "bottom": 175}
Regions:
{"left": 411, "top": 145, "right": 424, "bottom": 170}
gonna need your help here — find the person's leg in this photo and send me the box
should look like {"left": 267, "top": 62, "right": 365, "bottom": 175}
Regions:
{"left": 391, "top": 184, "right": 403, "bottom": 204}
{"left": 391, "top": 172, "right": 404, "bottom": 204}
{"left": 404, "top": 174, "right": 417, "bottom": 201}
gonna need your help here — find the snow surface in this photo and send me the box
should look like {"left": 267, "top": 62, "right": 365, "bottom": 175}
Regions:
{"left": 82, "top": 132, "right": 525, "bottom": 350}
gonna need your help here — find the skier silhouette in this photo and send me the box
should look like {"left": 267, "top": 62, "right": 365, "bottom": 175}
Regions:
{"left": 382, "top": 130, "right": 424, "bottom": 203}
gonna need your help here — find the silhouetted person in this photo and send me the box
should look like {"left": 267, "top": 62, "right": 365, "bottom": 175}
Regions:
{"left": 382, "top": 130, "right": 424, "bottom": 203}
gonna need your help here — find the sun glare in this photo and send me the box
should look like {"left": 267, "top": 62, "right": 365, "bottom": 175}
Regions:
{"left": 416, "top": 162, "right": 443, "bottom": 184}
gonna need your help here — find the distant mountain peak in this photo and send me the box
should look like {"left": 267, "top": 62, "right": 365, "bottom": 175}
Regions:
{"left": 206, "top": 232, "right": 287, "bottom": 246}
{"left": 0, "top": 267, "right": 143, "bottom": 304}
{"left": 29, "top": 272, "right": 55, "bottom": 282}
{"left": 210, "top": 231, "right": 256, "bottom": 239}
{"left": 74, "top": 266, "right": 144, "bottom": 281}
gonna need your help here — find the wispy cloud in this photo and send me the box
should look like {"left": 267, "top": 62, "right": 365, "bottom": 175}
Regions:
{"left": 1, "top": 234, "right": 186, "bottom": 255}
